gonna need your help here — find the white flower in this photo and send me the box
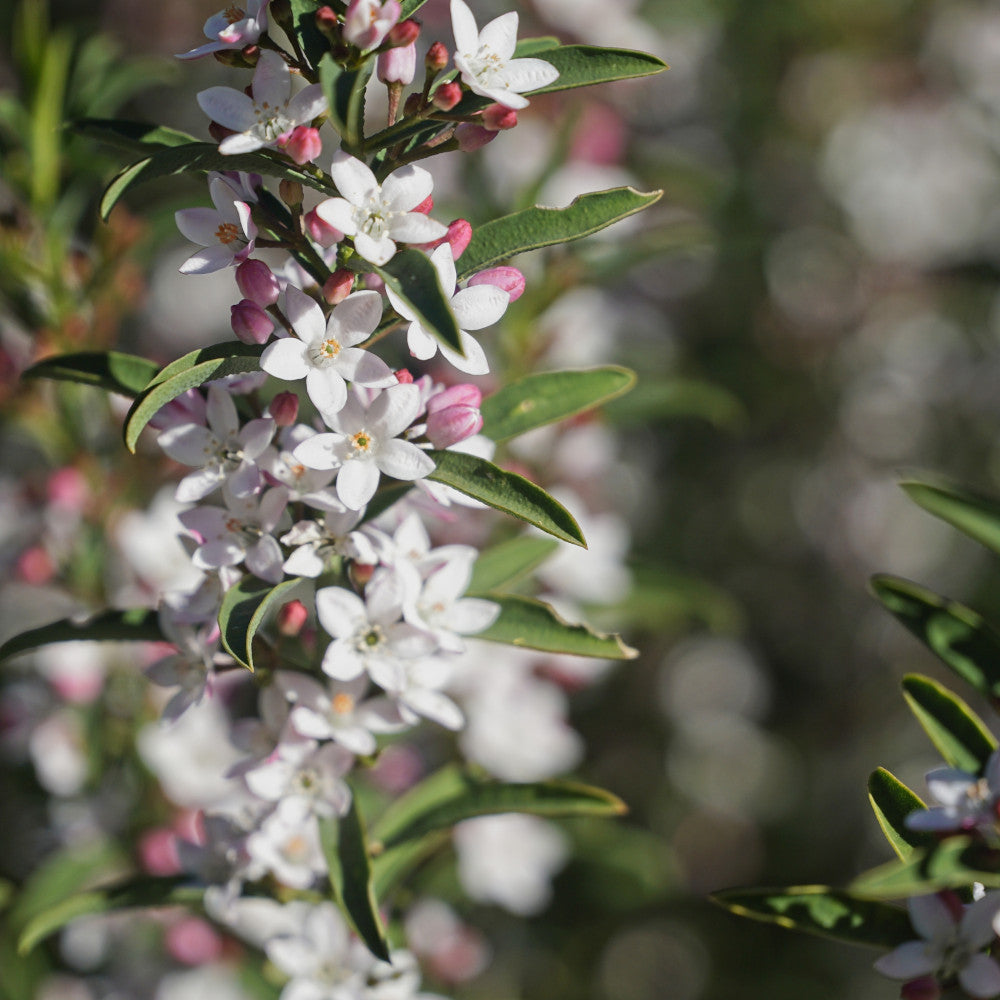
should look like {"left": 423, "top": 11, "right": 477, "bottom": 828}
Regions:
{"left": 343, "top": 0, "right": 400, "bottom": 50}
{"left": 293, "top": 384, "right": 436, "bottom": 510}
{"left": 386, "top": 244, "right": 507, "bottom": 375}
{"left": 198, "top": 50, "right": 326, "bottom": 155}
{"left": 450, "top": 0, "right": 559, "bottom": 110}
{"left": 907, "top": 750, "right": 1000, "bottom": 835}
{"left": 243, "top": 739, "right": 353, "bottom": 818}
{"left": 245, "top": 798, "right": 327, "bottom": 889}
{"left": 259, "top": 424, "right": 341, "bottom": 511}
{"left": 875, "top": 893, "right": 1000, "bottom": 998}
{"left": 157, "top": 384, "right": 276, "bottom": 502}
{"left": 261, "top": 285, "right": 396, "bottom": 415}
{"left": 281, "top": 508, "right": 378, "bottom": 578}
{"left": 175, "top": 175, "right": 256, "bottom": 274}
{"left": 177, "top": 0, "right": 269, "bottom": 60}
{"left": 315, "top": 153, "right": 447, "bottom": 266}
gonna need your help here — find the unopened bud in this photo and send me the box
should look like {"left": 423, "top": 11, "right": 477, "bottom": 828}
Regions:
{"left": 231, "top": 299, "right": 274, "bottom": 344}
{"left": 394, "top": 368, "right": 414, "bottom": 383}
{"left": 323, "top": 269, "right": 355, "bottom": 304}
{"left": 455, "top": 123, "right": 496, "bottom": 152}
{"left": 315, "top": 5, "right": 341, "bottom": 38}
{"left": 387, "top": 19, "right": 420, "bottom": 47}
{"left": 432, "top": 81, "right": 462, "bottom": 111}
{"left": 425, "top": 41, "right": 448, "bottom": 73}
{"left": 277, "top": 599, "right": 309, "bottom": 636}
{"left": 403, "top": 92, "right": 423, "bottom": 116}
{"left": 268, "top": 391, "right": 299, "bottom": 426}
{"left": 415, "top": 217, "right": 471, "bottom": 257}
{"left": 482, "top": 103, "right": 517, "bottom": 131}
{"left": 468, "top": 265, "right": 525, "bottom": 301}
{"left": 378, "top": 41, "right": 416, "bottom": 84}
{"left": 279, "top": 128, "right": 322, "bottom": 166}
{"left": 351, "top": 562, "right": 376, "bottom": 588}
{"left": 426, "top": 402, "right": 483, "bottom": 448}
{"left": 236, "top": 259, "right": 280, "bottom": 307}
{"left": 213, "top": 48, "right": 248, "bottom": 68}
{"left": 305, "top": 208, "right": 343, "bottom": 247}
{"left": 427, "top": 383, "right": 483, "bottom": 413}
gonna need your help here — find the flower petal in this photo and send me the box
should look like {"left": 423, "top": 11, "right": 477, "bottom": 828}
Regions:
{"left": 376, "top": 438, "right": 436, "bottom": 482}
{"left": 330, "top": 151, "right": 379, "bottom": 205}
{"left": 314, "top": 197, "right": 358, "bottom": 236}
{"left": 873, "top": 941, "right": 935, "bottom": 980}
{"left": 478, "top": 10, "right": 518, "bottom": 60}
{"left": 197, "top": 87, "right": 256, "bottom": 131}
{"left": 451, "top": 284, "right": 508, "bottom": 330}
{"left": 261, "top": 338, "right": 311, "bottom": 380}
{"left": 284, "top": 285, "right": 328, "bottom": 344}
{"left": 337, "top": 459, "right": 381, "bottom": 509}
{"left": 330, "top": 290, "right": 384, "bottom": 344}
{"left": 450, "top": 0, "right": 480, "bottom": 54}
{"left": 382, "top": 164, "right": 434, "bottom": 213}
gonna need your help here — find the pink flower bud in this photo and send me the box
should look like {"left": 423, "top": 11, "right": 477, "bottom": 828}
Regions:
{"left": 426, "top": 394, "right": 483, "bottom": 448}
{"left": 279, "top": 125, "right": 322, "bottom": 164}
{"left": 414, "top": 217, "right": 471, "bottom": 257}
{"left": 231, "top": 299, "right": 274, "bottom": 344}
{"left": 16, "top": 546, "right": 54, "bottom": 585}
{"left": 277, "top": 599, "right": 309, "bottom": 636}
{"left": 268, "top": 391, "right": 299, "bottom": 426}
{"left": 165, "top": 916, "right": 224, "bottom": 966}
{"left": 425, "top": 41, "right": 449, "bottom": 73}
{"left": 427, "top": 383, "right": 482, "bottom": 413}
{"left": 47, "top": 467, "right": 89, "bottom": 512}
{"left": 468, "top": 266, "right": 525, "bottom": 301}
{"left": 323, "top": 268, "right": 355, "bottom": 304}
{"left": 455, "top": 123, "right": 497, "bottom": 152}
{"left": 364, "top": 272, "right": 386, "bottom": 293}
{"left": 432, "top": 81, "right": 462, "bottom": 111}
{"left": 138, "top": 828, "right": 181, "bottom": 876}
{"left": 482, "top": 103, "right": 518, "bottom": 131}
{"left": 378, "top": 41, "right": 417, "bottom": 84}
{"left": 387, "top": 19, "right": 420, "bottom": 47}
{"left": 315, "top": 4, "right": 340, "bottom": 38}
{"left": 236, "top": 259, "right": 280, "bottom": 306}
{"left": 343, "top": 0, "right": 400, "bottom": 49}
{"left": 305, "top": 208, "right": 343, "bottom": 247}
{"left": 395, "top": 368, "right": 414, "bottom": 383}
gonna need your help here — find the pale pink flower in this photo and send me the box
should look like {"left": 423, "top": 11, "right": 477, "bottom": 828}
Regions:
{"left": 175, "top": 175, "right": 256, "bottom": 274}
{"left": 177, "top": 0, "right": 269, "bottom": 60}
{"left": 343, "top": 0, "right": 401, "bottom": 50}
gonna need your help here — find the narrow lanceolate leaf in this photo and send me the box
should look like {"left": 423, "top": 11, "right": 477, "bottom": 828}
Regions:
{"left": 480, "top": 366, "right": 636, "bottom": 442}
{"left": 902, "top": 480, "right": 1000, "bottom": 559}
{"left": 710, "top": 887, "right": 912, "bottom": 950}
{"left": 22, "top": 351, "right": 159, "bottom": 398}
{"left": 475, "top": 594, "right": 638, "bottom": 659}
{"left": 901, "top": 674, "right": 997, "bottom": 774}
{"left": 219, "top": 577, "right": 304, "bottom": 672}
{"left": 374, "top": 250, "right": 463, "bottom": 355}
{"left": 319, "top": 800, "right": 390, "bottom": 963}
{"left": 99, "top": 145, "right": 324, "bottom": 221}
{"left": 467, "top": 536, "right": 560, "bottom": 594}
{"left": 457, "top": 188, "right": 663, "bottom": 278}
{"left": 71, "top": 117, "right": 199, "bottom": 155}
{"left": 428, "top": 450, "right": 585, "bottom": 546}
{"left": 871, "top": 575, "right": 1000, "bottom": 702}
{"left": 850, "top": 837, "right": 1000, "bottom": 899}
{"left": 18, "top": 876, "right": 201, "bottom": 955}
{"left": 371, "top": 764, "right": 626, "bottom": 850}
{"left": 288, "top": 0, "right": 332, "bottom": 70}
{"left": 319, "top": 55, "right": 372, "bottom": 154}
{"left": 123, "top": 342, "right": 265, "bottom": 452}
{"left": 867, "top": 767, "right": 934, "bottom": 860}
{"left": 0, "top": 608, "right": 163, "bottom": 664}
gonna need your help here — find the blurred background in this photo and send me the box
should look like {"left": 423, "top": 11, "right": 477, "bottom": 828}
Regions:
{"left": 6, "top": 0, "right": 1000, "bottom": 998}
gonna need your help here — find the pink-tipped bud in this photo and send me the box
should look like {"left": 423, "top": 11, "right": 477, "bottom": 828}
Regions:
{"left": 268, "top": 391, "right": 299, "bottom": 426}
{"left": 165, "top": 917, "right": 224, "bottom": 966}
{"left": 305, "top": 208, "right": 343, "bottom": 247}
{"left": 323, "top": 268, "right": 355, "bottom": 304}
{"left": 16, "top": 546, "right": 54, "bottom": 586}
{"left": 277, "top": 599, "right": 309, "bottom": 636}
{"left": 455, "top": 123, "right": 497, "bottom": 151}
{"left": 279, "top": 126, "right": 322, "bottom": 165}
{"left": 427, "top": 383, "right": 483, "bottom": 413}
{"left": 445, "top": 218, "right": 473, "bottom": 258}
{"left": 482, "top": 103, "right": 518, "bottom": 131}
{"left": 236, "top": 259, "right": 280, "bottom": 307}
{"left": 138, "top": 828, "right": 181, "bottom": 876}
{"left": 426, "top": 41, "right": 449, "bottom": 73}
{"left": 432, "top": 81, "right": 462, "bottom": 111}
{"left": 394, "top": 368, "right": 414, "bottom": 383}
{"left": 315, "top": 5, "right": 341, "bottom": 38}
{"left": 351, "top": 562, "right": 376, "bottom": 588}
{"left": 412, "top": 194, "right": 434, "bottom": 215}
{"left": 47, "top": 467, "right": 89, "bottom": 512}
{"left": 387, "top": 18, "right": 420, "bottom": 47}
{"left": 378, "top": 41, "right": 417, "bottom": 84}
{"left": 426, "top": 401, "right": 483, "bottom": 448}
{"left": 231, "top": 299, "right": 274, "bottom": 344}
{"left": 468, "top": 266, "right": 525, "bottom": 301}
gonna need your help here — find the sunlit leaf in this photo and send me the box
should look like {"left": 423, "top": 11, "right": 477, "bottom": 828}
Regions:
{"left": 467, "top": 536, "right": 560, "bottom": 594}
{"left": 867, "top": 768, "right": 934, "bottom": 860}
{"left": 218, "top": 577, "right": 305, "bottom": 672}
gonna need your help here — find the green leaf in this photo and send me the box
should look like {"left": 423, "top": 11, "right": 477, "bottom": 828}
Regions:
{"left": 467, "top": 536, "right": 560, "bottom": 594}
{"left": 319, "top": 799, "right": 390, "bottom": 962}
{"left": 603, "top": 376, "right": 745, "bottom": 429}
{"left": 901, "top": 674, "right": 997, "bottom": 773}
{"left": 867, "top": 768, "right": 934, "bottom": 860}
{"left": 902, "top": 480, "right": 1000, "bottom": 559}
{"left": 371, "top": 764, "right": 626, "bottom": 850}
{"left": 399, "top": 0, "right": 430, "bottom": 17}
{"left": 17, "top": 876, "right": 201, "bottom": 955}
{"left": 513, "top": 36, "right": 562, "bottom": 56}
{"left": 288, "top": 0, "right": 331, "bottom": 70}
{"left": 123, "top": 342, "right": 265, "bottom": 452}
{"left": 528, "top": 44, "right": 668, "bottom": 93}
{"left": 428, "top": 450, "right": 584, "bottom": 546}
{"left": 850, "top": 837, "right": 1000, "bottom": 898}
{"left": 319, "top": 55, "right": 372, "bottom": 154}
{"left": 374, "top": 249, "right": 462, "bottom": 355}
{"left": 476, "top": 594, "right": 638, "bottom": 659}
{"left": 71, "top": 117, "right": 199, "bottom": 154}
{"left": 99, "top": 144, "right": 323, "bottom": 221}
{"left": 871, "top": 575, "right": 1000, "bottom": 702}
{"left": 480, "top": 366, "right": 636, "bottom": 442}
{"left": 710, "top": 887, "right": 912, "bottom": 949}
{"left": 219, "top": 577, "right": 305, "bottom": 672}
{"left": 457, "top": 187, "right": 663, "bottom": 278}
{"left": 0, "top": 608, "right": 163, "bottom": 664}
{"left": 22, "top": 350, "right": 159, "bottom": 397}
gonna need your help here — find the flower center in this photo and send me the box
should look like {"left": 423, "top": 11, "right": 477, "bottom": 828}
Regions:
{"left": 357, "top": 625, "right": 384, "bottom": 652}
{"left": 332, "top": 692, "right": 355, "bottom": 715}
{"left": 215, "top": 222, "right": 241, "bottom": 245}
{"left": 308, "top": 337, "right": 343, "bottom": 368}
{"left": 350, "top": 430, "right": 373, "bottom": 455}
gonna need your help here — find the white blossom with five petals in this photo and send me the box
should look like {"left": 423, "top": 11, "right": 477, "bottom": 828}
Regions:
{"left": 175, "top": 175, "right": 256, "bottom": 274}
